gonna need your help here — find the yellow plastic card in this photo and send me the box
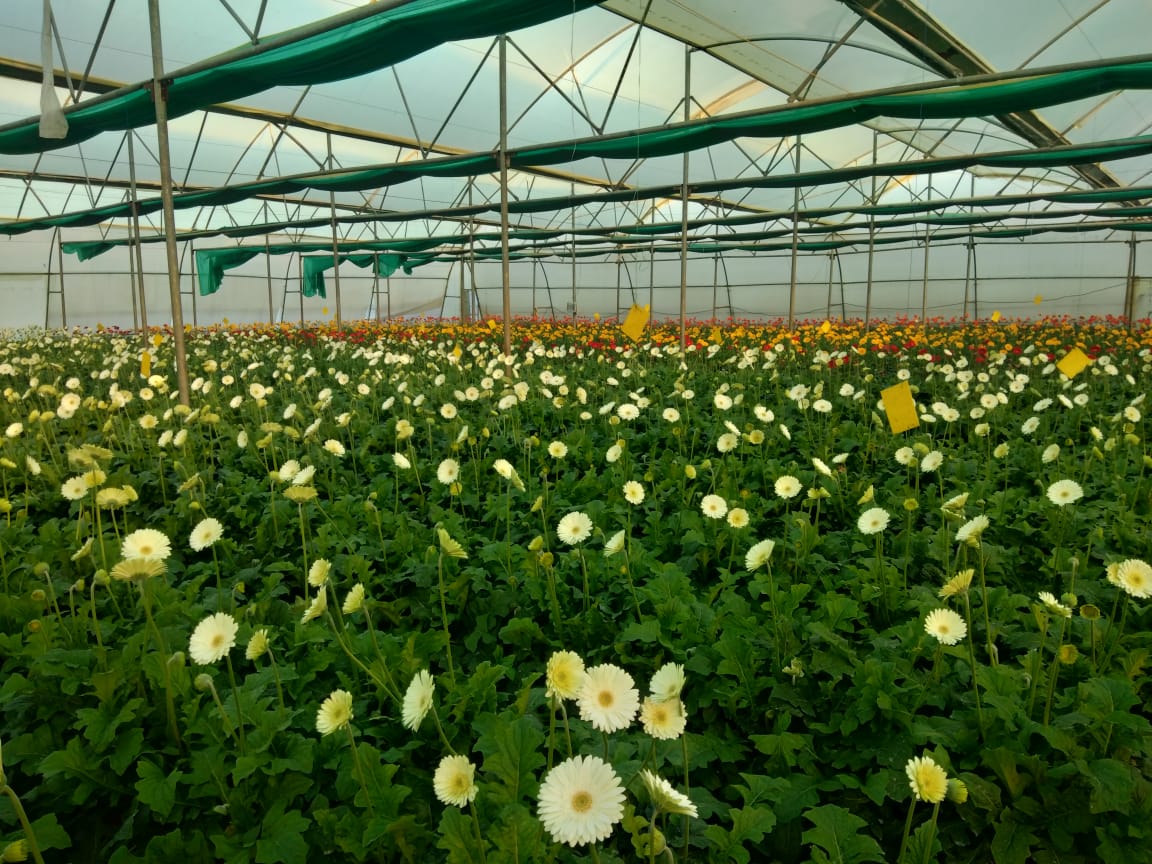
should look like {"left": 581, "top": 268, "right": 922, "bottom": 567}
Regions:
{"left": 620, "top": 304, "right": 650, "bottom": 342}
{"left": 486, "top": 319, "right": 498, "bottom": 330}
{"left": 451, "top": 345, "right": 462, "bottom": 359}
{"left": 991, "top": 310, "right": 1001, "bottom": 322}
{"left": 881, "top": 381, "right": 920, "bottom": 434}
{"left": 140, "top": 350, "right": 151, "bottom": 378}
{"left": 709, "top": 327, "right": 722, "bottom": 344}
{"left": 151, "top": 332, "right": 163, "bottom": 347}
{"left": 1033, "top": 294, "right": 1043, "bottom": 305}
{"left": 819, "top": 320, "right": 832, "bottom": 334}
{"left": 1056, "top": 347, "right": 1091, "bottom": 378}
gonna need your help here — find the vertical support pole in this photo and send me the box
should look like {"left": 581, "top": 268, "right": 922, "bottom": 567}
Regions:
{"left": 374, "top": 255, "right": 382, "bottom": 323}
{"left": 386, "top": 275, "right": 392, "bottom": 320}
{"left": 126, "top": 239, "right": 140, "bottom": 330}
{"left": 648, "top": 246, "right": 655, "bottom": 313}
{"left": 265, "top": 238, "right": 274, "bottom": 324}
{"left": 147, "top": 0, "right": 190, "bottom": 406}
{"left": 679, "top": 44, "right": 691, "bottom": 350}
{"left": 466, "top": 181, "right": 476, "bottom": 322}
{"left": 498, "top": 34, "right": 512, "bottom": 356}
{"left": 617, "top": 257, "right": 623, "bottom": 319}
{"left": 788, "top": 135, "right": 801, "bottom": 327}
{"left": 326, "top": 132, "right": 343, "bottom": 327}
{"left": 825, "top": 251, "right": 835, "bottom": 320}
{"left": 961, "top": 237, "right": 973, "bottom": 321}
{"left": 531, "top": 256, "right": 538, "bottom": 317}
{"left": 864, "top": 131, "right": 877, "bottom": 332}
{"left": 56, "top": 227, "right": 67, "bottom": 328}
{"left": 127, "top": 132, "right": 148, "bottom": 330}
{"left": 711, "top": 254, "right": 718, "bottom": 319}
{"left": 43, "top": 226, "right": 54, "bottom": 329}
{"left": 188, "top": 240, "right": 198, "bottom": 328}
{"left": 921, "top": 230, "right": 931, "bottom": 334}
{"left": 1124, "top": 235, "right": 1137, "bottom": 330}
{"left": 298, "top": 253, "right": 304, "bottom": 324}
{"left": 570, "top": 184, "right": 577, "bottom": 317}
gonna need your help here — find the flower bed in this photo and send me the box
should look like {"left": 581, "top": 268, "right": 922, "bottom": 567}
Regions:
{"left": 0, "top": 316, "right": 1149, "bottom": 863}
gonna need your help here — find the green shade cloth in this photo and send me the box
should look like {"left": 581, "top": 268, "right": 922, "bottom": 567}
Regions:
{"left": 300, "top": 253, "right": 404, "bottom": 297}
{"left": 0, "top": 0, "right": 602, "bottom": 156}
{"left": 12, "top": 59, "right": 1152, "bottom": 238}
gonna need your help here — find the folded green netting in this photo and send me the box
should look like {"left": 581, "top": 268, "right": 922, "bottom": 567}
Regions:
{"left": 0, "top": 0, "right": 602, "bottom": 155}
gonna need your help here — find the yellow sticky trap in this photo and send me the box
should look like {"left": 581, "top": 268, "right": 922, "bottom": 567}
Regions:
{"left": 819, "top": 320, "right": 832, "bottom": 334}
{"left": 322, "top": 306, "right": 330, "bottom": 316}
{"left": 140, "top": 351, "right": 151, "bottom": 378}
{"left": 451, "top": 345, "right": 462, "bottom": 359}
{"left": 593, "top": 312, "right": 601, "bottom": 322}
{"left": 1056, "top": 347, "right": 1091, "bottom": 378}
{"left": 620, "top": 304, "right": 650, "bottom": 342}
{"left": 991, "top": 310, "right": 1001, "bottom": 322}
{"left": 709, "top": 327, "right": 722, "bottom": 344}
{"left": 881, "top": 381, "right": 920, "bottom": 434}
{"left": 151, "top": 332, "right": 163, "bottom": 347}
{"left": 1033, "top": 294, "right": 1043, "bottom": 305}
{"left": 487, "top": 319, "right": 498, "bottom": 330}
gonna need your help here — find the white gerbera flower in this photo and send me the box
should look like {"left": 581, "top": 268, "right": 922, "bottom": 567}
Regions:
{"left": 122, "top": 528, "right": 172, "bottom": 562}
{"left": 700, "top": 494, "right": 728, "bottom": 520}
{"left": 556, "top": 512, "right": 593, "bottom": 545}
{"left": 188, "top": 612, "right": 238, "bottom": 665}
{"left": 857, "top": 507, "right": 890, "bottom": 535}
{"left": 434, "top": 754, "right": 478, "bottom": 807}
{"left": 401, "top": 670, "right": 435, "bottom": 731}
{"left": 537, "top": 755, "right": 625, "bottom": 847}
{"left": 745, "top": 539, "right": 775, "bottom": 572}
{"left": 640, "top": 769, "right": 697, "bottom": 816}
{"left": 316, "top": 689, "right": 354, "bottom": 736}
{"left": 924, "top": 608, "right": 967, "bottom": 645}
{"left": 577, "top": 664, "right": 640, "bottom": 733}
{"left": 189, "top": 517, "right": 224, "bottom": 552}
{"left": 1046, "top": 479, "right": 1083, "bottom": 506}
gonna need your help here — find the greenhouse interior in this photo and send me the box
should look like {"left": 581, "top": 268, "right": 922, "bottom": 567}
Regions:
{"left": 1, "top": 1, "right": 1151, "bottom": 863}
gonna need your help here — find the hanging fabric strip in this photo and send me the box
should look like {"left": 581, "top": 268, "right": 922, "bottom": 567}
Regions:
{"left": 38, "top": 0, "right": 68, "bottom": 138}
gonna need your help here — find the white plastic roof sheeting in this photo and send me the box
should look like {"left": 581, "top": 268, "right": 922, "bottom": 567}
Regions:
{"left": 1, "top": 0, "right": 1151, "bottom": 327}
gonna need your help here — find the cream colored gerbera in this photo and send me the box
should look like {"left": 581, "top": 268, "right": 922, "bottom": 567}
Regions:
{"left": 301, "top": 589, "right": 327, "bottom": 624}
{"left": 955, "top": 514, "right": 989, "bottom": 546}
{"left": 402, "top": 670, "right": 435, "bottom": 731}
{"left": 906, "top": 754, "right": 948, "bottom": 803}
{"left": 857, "top": 507, "right": 890, "bottom": 535}
{"left": 640, "top": 769, "right": 697, "bottom": 817}
{"left": 548, "top": 441, "right": 568, "bottom": 459}
{"left": 245, "top": 628, "right": 269, "bottom": 660}
{"left": 434, "top": 754, "right": 478, "bottom": 807}
{"left": 700, "top": 494, "right": 728, "bottom": 520}
{"left": 774, "top": 475, "right": 802, "bottom": 500}
{"left": 924, "top": 608, "right": 967, "bottom": 645}
{"left": 61, "top": 476, "right": 88, "bottom": 501}
{"left": 1046, "top": 479, "right": 1083, "bottom": 506}
{"left": 1038, "top": 591, "right": 1072, "bottom": 617}
{"left": 603, "top": 530, "right": 626, "bottom": 557}
{"left": 649, "top": 662, "right": 685, "bottom": 702}
{"left": 745, "top": 538, "right": 775, "bottom": 572}
{"left": 110, "top": 558, "right": 166, "bottom": 583}
{"left": 640, "top": 697, "right": 687, "bottom": 740}
{"left": 577, "top": 664, "right": 640, "bottom": 733}
{"left": 726, "top": 507, "right": 749, "bottom": 529}
{"left": 622, "top": 481, "right": 645, "bottom": 505}
{"left": 1115, "top": 558, "right": 1152, "bottom": 599}
{"left": 189, "top": 517, "right": 224, "bottom": 552}
{"left": 188, "top": 612, "right": 238, "bottom": 665}
{"left": 307, "top": 558, "right": 331, "bottom": 588}
{"left": 546, "top": 651, "right": 586, "bottom": 700}
{"left": 537, "top": 755, "right": 625, "bottom": 847}
{"left": 938, "top": 569, "right": 973, "bottom": 598}
{"left": 316, "top": 689, "right": 354, "bottom": 736}
{"left": 437, "top": 459, "right": 460, "bottom": 485}
{"left": 343, "top": 583, "right": 366, "bottom": 614}
{"left": 122, "top": 528, "right": 172, "bottom": 562}
{"left": 556, "top": 511, "right": 593, "bottom": 545}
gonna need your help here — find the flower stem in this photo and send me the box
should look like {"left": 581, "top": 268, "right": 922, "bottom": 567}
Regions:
{"left": 897, "top": 798, "right": 917, "bottom": 864}
{"left": 962, "top": 592, "right": 986, "bottom": 741}
{"left": 345, "top": 726, "right": 375, "bottom": 815}
{"left": 225, "top": 654, "right": 247, "bottom": 753}
{"left": 919, "top": 802, "right": 941, "bottom": 864}
{"left": 437, "top": 553, "right": 456, "bottom": 686}
{"left": 1, "top": 784, "right": 46, "bottom": 864}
